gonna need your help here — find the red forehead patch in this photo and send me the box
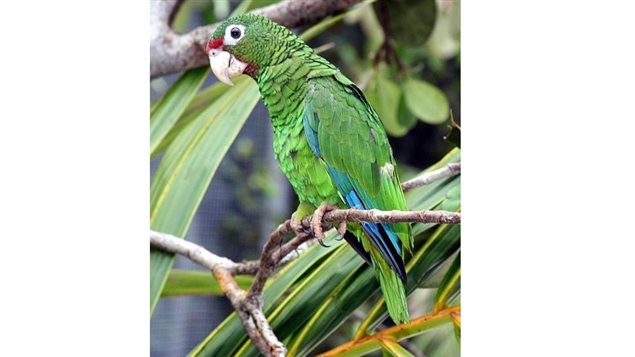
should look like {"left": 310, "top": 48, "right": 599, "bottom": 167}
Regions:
{"left": 206, "top": 37, "right": 224, "bottom": 54}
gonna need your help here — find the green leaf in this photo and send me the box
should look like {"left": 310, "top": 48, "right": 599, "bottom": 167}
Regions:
{"left": 161, "top": 270, "right": 253, "bottom": 297}
{"left": 426, "top": 0, "right": 461, "bottom": 60}
{"left": 229, "top": 0, "right": 253, "bottom": 17}
{"left": 366, "top": 67, "right": 408, "bottom": 137}
{"left": 378, "top": 338, "right": 415, "bottom": 357}
{"left": 284, "top": 261, "right": 375, "bottom": 356}
{"left": 150, "top": 77, "right": 259, "bottom": 314}
{"left": 439, "top": 185, "right": 460, "bottom": 212}
{"left": 378, "top": 0, "right": 437, "bottom": 47}
{"left": 402, "top": 77, "right": 449, "bottom": 125}
{"left": 299, "top": 0, "right": 375, "bottom": 42}
{"left": 397, "top": 91, "right": 417, "bottom": 129}
{"left": 433, "top": 252, "right": 460, "bottom": 312}
{"left": 150, "top": 67, "right": 208, "bottom": 155}
{"left": 152, "top": 82, "right": 230, "bottom": 157}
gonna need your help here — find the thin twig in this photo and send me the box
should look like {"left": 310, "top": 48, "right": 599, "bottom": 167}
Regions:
{"left": 401, "top": 162, "right": 461, "bottom": 192}
{"left": 246, "top": 221, "right": 290, "bottom": 303}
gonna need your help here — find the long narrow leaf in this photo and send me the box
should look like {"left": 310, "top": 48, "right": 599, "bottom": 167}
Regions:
{"left": 150, "top": 67, "right": 208, "bottom": 155}
{"left": 433, "top": 252, "right": 460, "bottom": 312}
{"left": 298, "top": 0, "right": 375, "bottom": 42}
{"left": 378, "top": 338, "right": 415, "bottom": 357}
{"left": 150, "top": 77, "right": 259, "bottom": 314}
{"left": 162, "top": 270, "right": 253, "bottom": 297}
{"left": 152, "top": 82, "right": 229, "bottom": 157}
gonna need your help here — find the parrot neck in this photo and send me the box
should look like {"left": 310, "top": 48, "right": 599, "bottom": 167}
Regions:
{"left": 256, "top": 59, "right": 310, "bottom": 130}
{"left": 255, "top": 52, "right": 339, "bottom": 130}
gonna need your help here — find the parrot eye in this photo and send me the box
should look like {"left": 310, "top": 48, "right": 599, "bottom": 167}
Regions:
{"left": 224, "top": 24, "right": 246, "bottom": 46}
{"left": 230, "top": 27, "right": 241, "bottom": 39}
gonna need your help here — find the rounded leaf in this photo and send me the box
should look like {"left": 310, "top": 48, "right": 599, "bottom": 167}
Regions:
{"left": 397, "top": 93, "right": 417, "bottom": 129}
{"left": 402, "top": 77, "right": 450, "bottom": 124}
{"left": 366, "top": 70, "right": 409, "bottom": 137}
{"left": 378, "top": 0, "right": 437, "bottom": 47}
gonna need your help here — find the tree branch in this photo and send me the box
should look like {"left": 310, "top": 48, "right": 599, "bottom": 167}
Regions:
{"left": 150, "top": 230, "right": 237, "bottom": 271}
{"left": 150, "top": 0, "right": 362, "bottom": 79}
{"left": 401, "top": 162, "right": 461, "bottom": 192}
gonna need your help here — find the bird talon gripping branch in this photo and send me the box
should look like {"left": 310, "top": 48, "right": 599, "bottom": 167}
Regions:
{"left": 290, "top": 212, "right": 311, "bottom": 239}
{"left": 310, "top": 203, "right": 341, "bottom": 247}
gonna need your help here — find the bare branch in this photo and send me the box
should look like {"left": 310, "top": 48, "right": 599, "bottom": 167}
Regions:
{"left": 150, "top": 0, "right": 362, "bottom": 78}
{"left": 213, "top": 269, "right": 286, "bottom": 357}
{"left": 246, "top": 222, "right": 289, "bottom": 302}
{"left": 401, "top": 162, "right": 461, "bottom": 192}
{"left": 324, "top": 208, "right": 461, "bottom": 225}
{"left": 150, "top": 230, "right": 237, "bottom": 271}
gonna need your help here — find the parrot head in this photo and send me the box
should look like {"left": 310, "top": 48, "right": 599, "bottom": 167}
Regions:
{"left": 206, "top": 14, "right": 292, "bottom": 86}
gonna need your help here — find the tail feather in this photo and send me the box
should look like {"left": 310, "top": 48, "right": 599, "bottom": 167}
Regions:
{"left": 369, "top": 245, "right": 409, "bottom": 324}
{"left": 342, "top": 189, "right": 407, "bottom": 282}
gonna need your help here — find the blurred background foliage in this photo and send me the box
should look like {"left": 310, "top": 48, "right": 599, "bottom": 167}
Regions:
{"left": 150, "top": 0, "right": 460, "bottom": 356}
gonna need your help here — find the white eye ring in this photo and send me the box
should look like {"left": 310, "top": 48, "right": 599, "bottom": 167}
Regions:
{"left": 224, "top": 24, "right": 246, "bottom": 46}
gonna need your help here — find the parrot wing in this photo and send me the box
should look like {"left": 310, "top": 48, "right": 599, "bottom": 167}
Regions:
{"left": 303, "top": 75, "right": 412, "bottom": 281}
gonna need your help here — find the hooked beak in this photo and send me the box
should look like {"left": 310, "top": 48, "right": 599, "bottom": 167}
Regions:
{"left": 208, "top": 48, "right": 247, "bottom": 86}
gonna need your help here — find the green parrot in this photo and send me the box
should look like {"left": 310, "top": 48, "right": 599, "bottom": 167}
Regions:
{"left": 206, "top": 14, "right": 412, "bottom": 324}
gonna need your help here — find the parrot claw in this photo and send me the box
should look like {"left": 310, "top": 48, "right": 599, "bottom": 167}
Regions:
{"left": 311, "top": 203, "right": 346, "bottom": 247}
{"left": 290, "top": 213, "right": 311, "bottom": 239}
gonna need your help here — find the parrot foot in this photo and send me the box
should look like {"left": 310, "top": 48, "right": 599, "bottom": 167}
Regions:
{"left": 290, "top": 212, "right": 311, "bottom": 239}
{"left": 311, "top": 203, "right": 346, "bottom": 247}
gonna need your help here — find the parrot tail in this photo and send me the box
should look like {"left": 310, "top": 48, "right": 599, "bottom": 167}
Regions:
{"left": 369, "top": 245, "right": 410, "bottom": 324}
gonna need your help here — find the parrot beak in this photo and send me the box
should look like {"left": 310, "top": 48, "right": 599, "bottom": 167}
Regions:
{"left": 208, "top": 48, "right": 247, "bottom": 86}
